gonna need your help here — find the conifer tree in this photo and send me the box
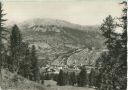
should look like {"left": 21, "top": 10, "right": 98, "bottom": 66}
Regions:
{"left": 30, "top": 45, "right": 40, "bottom": 82}
{"left": 18, "top": 45, "right": 32, "bottom": 79}
{"left": 10, "top": 25, "right": 22, "bottom": 73}
{"left": 65, "top": 72, "right": 69, "bottom": 85}
{"left": 114, "top": 1, "right": 127, "bottom": 89}
{"left": 57, "top": 69, "right": 65, "bottom": 86}
{"left": 95, "top": 52, "right": 108, "bottom": 89}
{"left": 0, "top": 2, "right": 7, "bottom": 85}
{"left": 40, "top": 74, "right": 44, "bottom": 84}
{"left": 97, "top": 15, "right": 117, "bottom": 90}
{"left": 94, "top": 70, "right": 102, "bottom": 89}
{"left": 77, "top": 68, "right": 87, "bottom": 87}
{"left": 89, "top": 68, "right": 95, "bottom": 87}
{"left": 100, "top": 15, "right": 116, "bottom": 52}
{"left": 96, "top": 3, "right": 127, "bottom": 89}
{"left": 69, "top": 72, "right": 77, "bottom": 86}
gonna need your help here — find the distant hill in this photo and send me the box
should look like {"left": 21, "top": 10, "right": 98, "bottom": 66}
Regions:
{"left": 18, "top": 18, "right": 104, "bottom": 67}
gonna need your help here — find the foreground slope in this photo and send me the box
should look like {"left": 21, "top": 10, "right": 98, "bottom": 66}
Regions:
{"left": 0, "top": 69, "right": 44, "bottom": 90}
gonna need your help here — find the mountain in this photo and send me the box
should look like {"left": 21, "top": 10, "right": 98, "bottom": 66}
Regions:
{"left": 18, "top": 18, "right": 104, "bottom": 67}
{"left": 20, "top": 18, "right": 93, "bottom": 30}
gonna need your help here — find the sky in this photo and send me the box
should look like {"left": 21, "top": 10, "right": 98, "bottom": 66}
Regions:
{"left": 2, "top": 0, "right": 123, "bottom": 25}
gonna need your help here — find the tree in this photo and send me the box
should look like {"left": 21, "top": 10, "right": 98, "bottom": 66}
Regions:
{"left": 77, "top": 67, "right": 87, "bottom": 87}
{"left": 53, "top": 73, "right": 58, "bottom": 82}
{"left": 94, "top": 70, "right": 102, "bottom": 89}
{"left": 95, "top": 52, "right": 113, "bottom": 89}
{"left": 40, "top": 73, "right": 44, "bottom": 84}
{"left": 64, "top": 72, "right": 69, "bottom": 85}
{"left": 0, "top": 2, "right": 7, "bottom": 85}
{"left": 96, "top": 2, "right": 127, "bottom": 89}
{"left": 100, "top": 15, "right": 117, "bottom": 52}
{"left": 10, "top": 25, "right": 22, "bottom": 73}
{"left": 44, "top": 73, "right": 50, "bottom": 80}
{"left": 57, "top": 69, "right": 65, "bottom": 86}
{"left": 18, "top": 44, "right": 32, "bottom": 79}
{"left": 69, "top": 72, "right": 77, "bottom": 86}
{"left": 30, "top": 45, "right": 40, "bottom": 82}
{"left": 96, "top": 15, "right": 118, "bottom": 90}
{"left": 88, "top": 68, "right": 95, "bottom": 87}
{"left": 114, "top": 1, "right": 127, "bottom": 89}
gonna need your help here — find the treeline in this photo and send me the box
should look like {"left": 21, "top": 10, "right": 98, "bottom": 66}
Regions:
{"left": 41, "top": 66, "right": 103, "bottom": 88}
{"left": 0, "top": 2, "right": 41, "bottom": 84}
{"left": 43, "top": 67, "right": 96, "bottom": 87}
{"left": 57, "top": 69, "right": 77, "bottom": 86}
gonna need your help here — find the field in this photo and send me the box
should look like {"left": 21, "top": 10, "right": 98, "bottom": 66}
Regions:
{"left": 44, "top": 80, "right": 95, "bottom": 90}
{"left": 45, "top": 86, "right": 95, "bottom": 90}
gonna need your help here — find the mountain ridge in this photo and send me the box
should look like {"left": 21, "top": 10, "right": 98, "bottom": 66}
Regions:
{"left": 12, "top": 18, "right": 104, "bottom": 67}
{"left": 19, "top": 18, "right": 99, "bottom": 31}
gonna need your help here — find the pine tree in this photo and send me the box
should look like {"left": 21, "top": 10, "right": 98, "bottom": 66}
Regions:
{"left": 18, "top": 44, "right": 32, "bottom": 79}
{"left": 53, "top": 73, "right": 58, "bottom": 82}
{"left": 96, "top": 4, "right": 127, "bottom": 89}
{"left": 30, "top": 45, "right": 40, "bottom": 82}
{"left": 96, "top": 15, "right": 117, "bottom": 90}
{"left": 40, "top": 74, "right": 44, "bottom": 84}
{"left": 10, "top": 25, "right": 22, "bottom": 73}
{"left": 69, "top": 72, "right": 77, "bottom": 86}
{"left": 94, "top": 52, "right": 109, "bottom": 89}
{"left": 114, "top": 1, "right": 127, "bottom": 89}
{"left": 57, "top": 69, "right": 65, "bottom": 86}
{"left": 0, "top": 2, "right": 7, "bottom": 85}
{"left": 89, "top": 68, "right": 95, "bottom": 87}
{"left": 77, "top": 67, "right": 87, "bottom": 87}
{"left": 100, "top": 15, "right": 116, "bottom": 52}
{"left": 45, "top": 73, "right": 50, "bottom": 80}
{"left": 64, "top": 72, "right": 69, "bottom": 85}
{"left": 96, "top": 52, "right": 112, "bottom": 89}
{"left": 94, "top": 70, "right": 102, "bottom": 89}
{"left": 25, "top": 48, "right": 32, "bottom": 79}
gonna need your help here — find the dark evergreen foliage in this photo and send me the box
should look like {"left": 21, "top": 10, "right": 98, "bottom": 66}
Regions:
{"left": 88, "top": 68, "right": 95, "bottom": 87}
{"left": 0, "top": 2, "right": 7, "bottom": 85}
{"left": 95, "top": 2, "right": 127, "bottom": 90}
{"left": 10, "top": 25, "right": 22, "bottom": 73}
{"left": 30, "top": 45, "right": 40, "bottom": 82}
{"left": 69, "top": 72, "right": 77, "bottom": 86}
{"left": 77, "top": 68, "right": 87, "bottom": 87}
{"left": 114, "top": 1, "right": 127, "bottom": 89}
{"left": 18, "top": 45, "right": 32, "bottom": 79}
{"left": 9, "top": 25, "right": 40, "bottom": 83}
{"left": 57, "top": 69, "right": 66, "bottom": 86}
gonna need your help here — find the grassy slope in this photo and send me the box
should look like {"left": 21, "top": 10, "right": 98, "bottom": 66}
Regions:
{"left": 0, "top": 69, "right": 45, "bottom": 90}
{"left": 44, "top": 80, "right": 95, "bottom": 90}
{"left": 46, "top": 86, "right": 95, "bottom": 90}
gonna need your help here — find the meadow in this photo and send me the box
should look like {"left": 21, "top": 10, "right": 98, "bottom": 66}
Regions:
{"left": 44, "top": 80, "right": 95, "bottom": 90}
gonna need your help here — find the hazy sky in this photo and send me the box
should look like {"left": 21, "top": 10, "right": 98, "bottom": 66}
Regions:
{"left": 2, "top": 0, "right": 123, "bottom": 25}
